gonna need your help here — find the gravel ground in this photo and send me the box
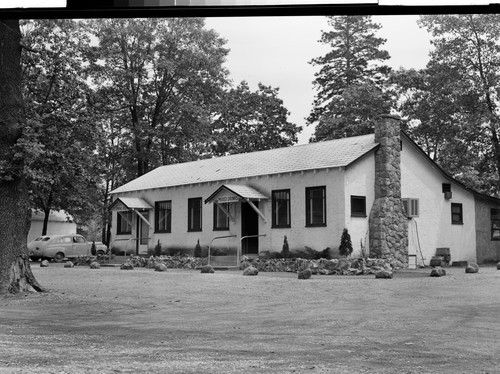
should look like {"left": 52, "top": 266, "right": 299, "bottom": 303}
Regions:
{"left": 1, "top": 264, "right": 499, "bottom": 373}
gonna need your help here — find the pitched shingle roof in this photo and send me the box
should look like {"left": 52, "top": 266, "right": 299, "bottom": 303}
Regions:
{"left": 111, "top": 134, "right": 377, "bottom": 195}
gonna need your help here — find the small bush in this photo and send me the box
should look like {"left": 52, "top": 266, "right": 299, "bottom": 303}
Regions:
{"left": 339, "top": 228, "right": 353, "bottom": 257}
{"left": 194, "top": 239, "right": 202, "bottom": 258}
{"left": 90, "top": 241, "right": 97, "bottom": 256}
{"left": 281, "top": 236, "right": 290, "bottom": 259}
{"left": 154, "top": 240, "right": 162, "bottom": 257}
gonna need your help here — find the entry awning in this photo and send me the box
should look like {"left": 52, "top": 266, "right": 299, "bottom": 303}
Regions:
{"left": 109, "top": 197, "right": 153, "bottom": 211}
{"left": 109, "top": 197, "right": 152, "bottom": 227}
{"left": 204, "top": 184, "right": 269, "bottom": 204}
{"left": 205, "top": 184, "right": 269, "bottom": 223}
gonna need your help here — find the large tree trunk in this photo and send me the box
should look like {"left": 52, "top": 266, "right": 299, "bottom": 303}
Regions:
{"left": 0, "top": 19, "right": 46, "bottom": 295}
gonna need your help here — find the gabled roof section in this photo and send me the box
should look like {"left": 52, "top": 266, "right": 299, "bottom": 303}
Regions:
{"left": 401, "top": 132, "right": 500, "bottom": 204}
{"left": 109, "top": 197, "right": 153, "bottom": 211}
{"left": 111, "top": 134, "right": 378, "bottom": 195}
{"left": 205, "top": 184, "right": 269, "bottom": 204}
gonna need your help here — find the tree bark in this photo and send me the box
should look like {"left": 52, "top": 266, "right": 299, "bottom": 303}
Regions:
{"left": 0, "top": 19, "right": 46, "bottom": 295}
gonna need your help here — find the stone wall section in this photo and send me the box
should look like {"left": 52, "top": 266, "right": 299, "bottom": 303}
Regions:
{"left": 369, "top": 115, "right": 408, "bottom": 266}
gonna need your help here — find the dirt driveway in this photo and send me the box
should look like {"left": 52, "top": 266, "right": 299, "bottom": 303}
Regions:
{"left": 1, "top": 264, "right": 499, "bottom": 373}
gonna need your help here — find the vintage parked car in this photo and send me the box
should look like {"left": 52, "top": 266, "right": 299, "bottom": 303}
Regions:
{"left": 28, "top": 234, "right": 108, "bottom": 262}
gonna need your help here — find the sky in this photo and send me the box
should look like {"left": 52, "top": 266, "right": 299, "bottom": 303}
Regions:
{"left": 205, "top": 15, "right": 432, "bottom": 143}
{"left": 1, "top": 0, "right": 437, "bottom": 143}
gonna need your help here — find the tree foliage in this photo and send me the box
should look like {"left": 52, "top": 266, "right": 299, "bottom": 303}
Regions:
{"left": 309, "top": 15, "right": 392, "bottom": 141}
{"left": 85, "top": 18, "right": 230, "bottom": 178}
{"left": 20, "top": 19, "right": 102, "bottom": 234}
{"left": 393, "top": 14, "right": 500, "bottom": 195}
{"left": 212, "top": 81, "right": 301, "bottom": 155}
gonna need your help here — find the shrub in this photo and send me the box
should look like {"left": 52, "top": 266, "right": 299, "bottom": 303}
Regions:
{"left": 194, "top": 239, "right": 202, "bottom": 258}
{"left": 339, "top": 228, "right": 353, "bottom": 257}
{"left": 154, "top": 240, "right": 162, "bottom": 257}
{"left": 90, "top": 241, "right": 97, "bottom": 256}
{"left": 281, "top": 235, "right": 290, "bottom": 258}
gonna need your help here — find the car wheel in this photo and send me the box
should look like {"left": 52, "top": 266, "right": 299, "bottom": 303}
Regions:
{"left": 54, "top": 252, "right": 65, "bottom": 263}
{"left": 96, "top": 250, "right": 105, "bottom": 256}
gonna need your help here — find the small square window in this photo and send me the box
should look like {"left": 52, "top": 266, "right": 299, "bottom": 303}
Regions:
{"left": 351, "top": 196, "right": 366, "bottom": 217}
{"left": 451, "top": 203, "right": 463, "bottom": 224}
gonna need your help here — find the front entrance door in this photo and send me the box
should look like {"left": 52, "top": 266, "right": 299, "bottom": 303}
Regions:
{"left": 241, "top": 202, "right": 259, "bottom": 255}
{"left": 136, "top": 211, "right": 150, "bottom": 255}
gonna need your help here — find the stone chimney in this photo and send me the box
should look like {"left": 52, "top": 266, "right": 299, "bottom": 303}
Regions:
{"left": 368, "top": 115, "right": 408, "bottom": 266}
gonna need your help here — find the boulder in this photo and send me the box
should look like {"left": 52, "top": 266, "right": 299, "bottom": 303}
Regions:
{"left": 298, "top": 268, "right": 312, "bottom": 280}
{"left": 497, "top": 262, "right": 500, "bottom": 270}
{"left": 465, "top": 262, "right": 479, "bottom": 274}
{"left": 64, "top": 262, "right": 74, "bottom": 268}
{"left": 322, "top": 259, "right": 339, "bottom": 271}
{"left": 430, "top": 267, "right": 446, "bottom": 277}
{"left": 120, "top": 262, "right": 134, "bottom": 270}
{"left": 337, "top": 258, "right": 350, "bottom": 271}
{"left": 243, "top": 266, "right": 259, "bottom": 276}
{"left": 90, "top": 262, "right": 100, "bottom": 269}
{"left": 200, "top": 265, "right": 215, "bottom": 274}
{"left": 154, "top": 263, "right": 167, "bottom": 272}
{"left": 375, "top": 269, "right": 393, "bottom": 279}
{"left": 40, "top": 260, "right": 49, "bottom": 268}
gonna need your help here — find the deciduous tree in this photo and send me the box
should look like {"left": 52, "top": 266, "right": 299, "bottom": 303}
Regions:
{"left": 212, "top": 81, "right": 301, "bottom": 155}
{"left": 0, "top": 19, "right": 45, "bottom": 294}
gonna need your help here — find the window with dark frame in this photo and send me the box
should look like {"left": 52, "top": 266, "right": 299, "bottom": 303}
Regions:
{"left": 272, "top": 189, "right": 291, "bottom": 228}
{"left": 350, "top": 195, "right": 366, "bottom": 217}
{"left": 451, "top": 203, "right": 463, "bottom": 224}
{"left": 213, "top": 203, "right": 230, "bottom": 231}
{"left": 305, "top": 186, "right": 326, "bottom": 227}
{"left": 117, "top": 211, "right": 132, "bottom": 235}
{"left": 491, "top": 209, "right": 500, "bottom": 241}
{"left": 155, "top": 200, "right": 171, "bottom": 233}
{"left": 188, "top": 197, "right": 202, "bottom": 232}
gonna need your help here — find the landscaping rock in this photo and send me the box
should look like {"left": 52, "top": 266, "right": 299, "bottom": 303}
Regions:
{"left": 497, "top": 262, "right": 500, "bottom": 270}
{"left": 430, "top": 267, "right": 446, "bottom": 277}
{"left": 298, "top": 269, "right": 312, "bottom": 280}
{"left": 154, "top": 263, "right": 167, "bottom": 272}
{"left": 40, "top": 260, "right": 49, "bottom": 267}
{"left": 200, "top": 265, "right": 215, "bottom": 273}
{"left": 120, "top": 262, "right": 134, "bottom": 270}
{"left": 64, "top": 262, "right": 74, "bottom": 268}
{"left": 322, "top": 258, "right": 339, "bottom": 271}
{"left": 465, "top": 262, "right": 479, "bottom": 274}
{"left": 375, "top": 269, "right": 393, "bottom": 279}
{"left": 243, "top": 266, "right": 258, "bottom": 276}
{"left": 90, "top": 262, "right": 100, "bottom": 269}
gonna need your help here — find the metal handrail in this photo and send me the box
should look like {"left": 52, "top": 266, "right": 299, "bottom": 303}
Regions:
{"left": 238, "top": 234, "right": 266, "bottom": 265}
{"left": 208, "top": 235, "right": 237, "bottom": 265}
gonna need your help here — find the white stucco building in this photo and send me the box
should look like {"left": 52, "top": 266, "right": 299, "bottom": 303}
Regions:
{"left": 109, "top": 116, "right": 500, "bottom": 266}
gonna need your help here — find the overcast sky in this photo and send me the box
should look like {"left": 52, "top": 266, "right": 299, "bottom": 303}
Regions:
{"left": 206, "top": 15, "right": 432, "bottom": 143}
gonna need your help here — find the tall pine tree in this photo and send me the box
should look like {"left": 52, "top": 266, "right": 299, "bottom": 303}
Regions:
{"left": 309, "top": 16, "right": 391, "bottom": 141}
